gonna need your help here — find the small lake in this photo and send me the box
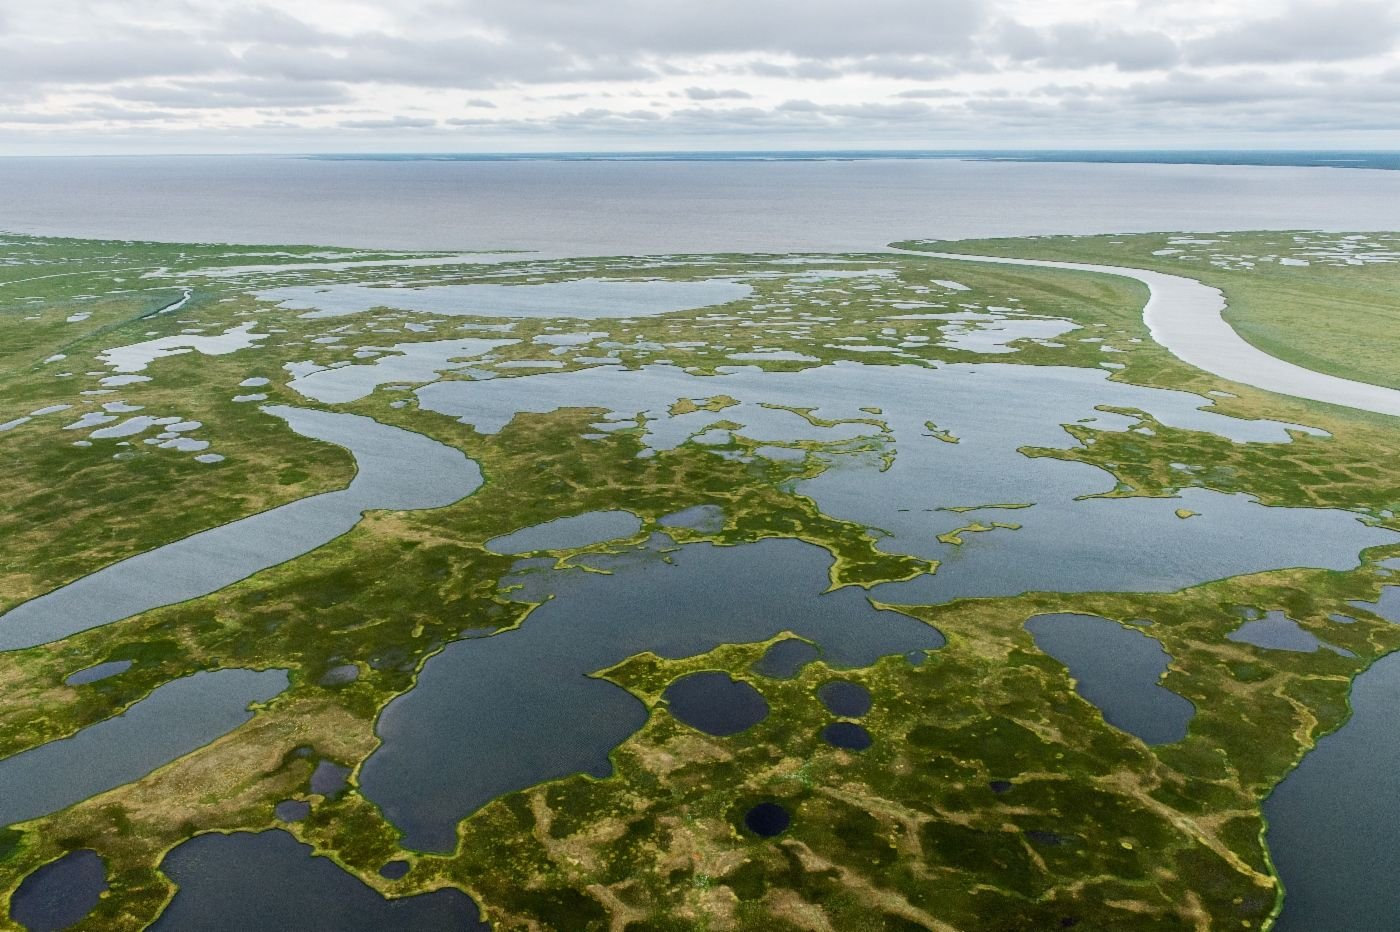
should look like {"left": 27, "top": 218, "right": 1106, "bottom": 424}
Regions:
{"left": 259, "top": 278, "right": 752, "bottom": 319}
{"left": 821, "top": 721, "right": 873, "bottom": 751}
{"left": 751, "top": 638, "right": 820, "bottom": 679}
{"left": 1025, "top": 613, "right": 1194, "bottom": 745}
{"left": 0, "top": 407, "right": 480, "bottom": 651}
{"left": 151, "top": 830, "right": 487, "bottom": 931}
{"left": 8, "top": 850, "right": 107, "bottom": 932}
{"left": 1265, "top": 651, "right": 1400, "bottom": 931}
{"left": 818, "top": 680, "right": 873, "bottom": 718}
{"left": 64, "top": 660, "right": 133, "bottom": 686}
{"left": 1228, "top": 611, "right": 1352, "bottom": 655}
{"left": 486, "top": 510, "right": 642, "bottom": 554}
{"left": 0, "top": 669, "right": 288, "bottom": 828}
{"left": 286, "top": 337, "right": 517, "bottom": 403}
{"left": 663, "top": 672, "right": 770, "bottom": 736}
{"left": 359, "top": 536, "right": 944, "bottom": 852}
{"left": 744, "top": 802, "right": 791, "bottom": 837}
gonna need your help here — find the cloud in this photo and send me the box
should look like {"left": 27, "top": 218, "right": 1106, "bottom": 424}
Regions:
{"left": 2, "top": 0, "right": 1399, "bottom": 150}
{"left": 110, "top": 78, "right": 352, "bottom": 109}
{"left": 1188, "top": 1, "right": 1400, "bottom": 65}
{"left": 339, "top": 115, "right": 439, "bottom": 129}
{"left": 994, "top": 21, "right": 1179, "bottom": 71}
{"left": 683, "top": 86, "right": 752, "bottom": 100}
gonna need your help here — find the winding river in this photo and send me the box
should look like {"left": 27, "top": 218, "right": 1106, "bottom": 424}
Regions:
{"left": 906, "top": 250, "right": 1400, "bottom": 419}
{"left": 0, "top": 407, "right": 482, "bottom": 651}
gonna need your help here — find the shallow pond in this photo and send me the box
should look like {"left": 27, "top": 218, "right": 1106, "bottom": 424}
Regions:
{"left": 821, "top": 721, "right": 873, "bottom": 751}
{"left": 751, "top": 638, "right": 820, "bottom": 679}
{"left": 64, "top": 659, "right": 133, "bottom": 686}
{"left": 818, "top": 680, "right": 873, "bottom": 718}
{"left": 1025, "top": 613, "right": 1194, "bottom": 745}
{"left": 8, "top": 849, "right": 107, "bottom": 932}
{"left": 744, "top": 802, "right": 791, "bottom": 837}
{"left": 259, "top": 277, "right": 752, "bottom": 320}
{"left": 286, "top": 337, "right": 517, "bottom": 403}
{"left": 663, "top": 672, "right": 770, "bottom": 736}
{"left": 416, "top": 361, "right": 1395, "bottom": 606}
{"left": 151, "top": 830, "right": 487, "bottom": 931}
{"left": 0, "top": 669, "right": 287, "bottom": 828}
{"left": 359, "top": 536, "right": 944, "bottom": 851}
{"left": 486, "top": 509, "right": 642, "bottom": 554}
{"left": 1266, "top": 651, "right": 1400, "bottom": 930}
{"left": 0, "top": 407, "right": 480, "bottom": 651}
{"left": 1228, "top": 611, "right": 1351, "bottom": 655}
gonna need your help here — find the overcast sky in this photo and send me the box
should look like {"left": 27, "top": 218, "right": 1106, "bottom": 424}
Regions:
{"left": 2, "top": 0, "right": 1397, "bottom": 153}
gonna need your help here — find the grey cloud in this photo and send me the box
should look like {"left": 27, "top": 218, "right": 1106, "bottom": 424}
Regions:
{"left": 684, "top": 86, "right": 752, "bottom": 100}
{"left": 109, "top": 79, "right": 352, "bottom": 109}
{"left": 1188, "top": 1, "right": 1400, "bottom": 65}
{"left": 0, "top": 35, "right": 237, "bottom": 84}
{"left": 444, "top": 0, "right": 988, "bottom": 59}
{"left": 994, "top": 20, "right": 1179, "bottom": 71}
{"left": 339, "top": 115, "right": 439, "bottom": 129}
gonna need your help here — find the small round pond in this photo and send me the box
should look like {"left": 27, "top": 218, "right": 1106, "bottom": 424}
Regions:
{"left": 818, "top": 680, "right": 872, "bottom": 718}
{"left": 744, "top": 802, "right": 791, "bottom": 838}
{"left": 663, "top": 672, "right": 769, "bottom": 737}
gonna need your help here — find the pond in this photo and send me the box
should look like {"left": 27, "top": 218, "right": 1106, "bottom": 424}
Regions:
{"left": 1228, "top": 611, "right": 1352, "bottom": 655}
{"left": 486, "top": 510, "right": 642, "bottom": 554}
{"left": 359, "top": 535, "right": 944, "bottom": 852}
{"left": 8, "top": 850, "right": 107, "bottom": 932}
{"left": 744, "top": 802, "right": 791, "bottom": 838}
{"left": 662, "top": 672, "right": 770, "bottom": 736}
{"left": 0, "top": 669, "right": 288, "bottom": 829}
{"left": 751, "top": 638, "right": 820, "bottom": 679}
{"left": 151, "top": 830, "right": 487, "bottom": 931}
{"left": 64, "top": 659, "right": 134, "bottom": 686}
{"left": 259, "top": 277, "right": 753, "bottom": 320}
{"left": 1025, "top": 613, "right": 1194, "bottom": 745}
{"left": 818, "top": 680, "right": 873, "bottom": 718}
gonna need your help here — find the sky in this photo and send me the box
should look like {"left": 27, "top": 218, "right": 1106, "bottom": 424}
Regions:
{"left": 1, "top": 0, "right": 1398, "bottom": 154}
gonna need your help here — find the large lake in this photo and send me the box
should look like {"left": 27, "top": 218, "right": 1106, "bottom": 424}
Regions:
{"left": 2, "top": 157, "right": 1400, "bottom": 255}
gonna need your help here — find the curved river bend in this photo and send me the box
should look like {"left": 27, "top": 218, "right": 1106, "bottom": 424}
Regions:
{"left": 0, "top": 406, "right": 482, "bottom": 651}
{"left": 909, "top": 251, "right": 1400, "bottom": 419}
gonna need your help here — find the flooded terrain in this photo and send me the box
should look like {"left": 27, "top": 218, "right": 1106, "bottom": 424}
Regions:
{"left": 2, "top": 220, "right": 1399, "bottom": 930}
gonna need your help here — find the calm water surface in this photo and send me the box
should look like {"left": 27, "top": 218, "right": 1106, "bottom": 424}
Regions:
{"left": 3, "top": 158, "right": 1399, "bottom": 254}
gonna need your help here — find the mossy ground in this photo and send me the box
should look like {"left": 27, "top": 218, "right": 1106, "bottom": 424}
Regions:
{"left": 1, "top": 231, "right": 1398, "bottom": 930}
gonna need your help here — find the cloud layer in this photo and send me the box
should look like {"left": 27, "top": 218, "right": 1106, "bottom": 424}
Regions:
{"left": 2, "top": 0, "right": 1397, "bottom": 152}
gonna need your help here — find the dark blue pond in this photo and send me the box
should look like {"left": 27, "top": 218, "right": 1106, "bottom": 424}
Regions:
{"left": 1025, "top": 613, "right": 1194, "bottom": 745}
{"left": 751, "top": 638, "right": 820, "bottom": 679}
{"left": 311, "top": 761, "right": 351, "bottom": 796}
{"left": 360, "top": 536, "right": 944, "bottom": 851}
{"left": 744, "top": 803, "right": 791, "bottom": 837}
{"left": 822, "top": 721, "right": 873, "bottom": 751}
{"left": 663, "top": 672, "right": 769, "bottom": 736}
{"left": 818, "top": 680, "right": 872, "bottom": 718}
{"left": 8, "top": 849, "right": 107, "bottom": 932}
{"left": 151, "top": 830, "right": 486, "bottom": 931}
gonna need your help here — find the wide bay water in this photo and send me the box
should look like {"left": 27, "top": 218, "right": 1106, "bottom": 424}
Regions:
{"left": 3, "top": 157, "right": 1400, "bottom": 255}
